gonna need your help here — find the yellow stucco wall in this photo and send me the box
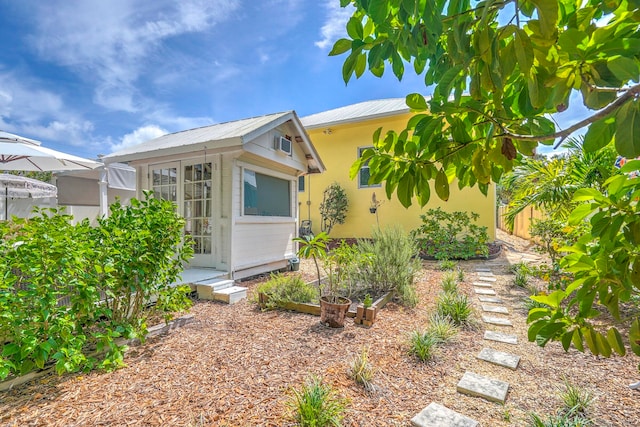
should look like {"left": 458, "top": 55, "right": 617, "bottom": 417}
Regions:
{"left": 301, "top": 113, "right": 496, "bottom": 241}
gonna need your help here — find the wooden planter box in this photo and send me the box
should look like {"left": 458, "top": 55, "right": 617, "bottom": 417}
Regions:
{"left": 354, "top": 292, "right": 394, "bottom": 327}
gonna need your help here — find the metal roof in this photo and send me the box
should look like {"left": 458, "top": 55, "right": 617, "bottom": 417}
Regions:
{"left": 105, "top": 111, "right": 292, "bottom": 160}
{"left": 300, "top": 98, "right": 409, "bottom": 129}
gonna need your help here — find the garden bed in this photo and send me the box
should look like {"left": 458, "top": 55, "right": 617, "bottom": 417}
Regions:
{"left": 419, "top": 242, "right": 503, "bottom": 260}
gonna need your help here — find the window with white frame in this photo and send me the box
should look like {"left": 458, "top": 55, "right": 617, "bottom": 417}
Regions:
{"left": 243, "top": 169, "right": 291, "bottom": 217}
{"left": 358, "top": 147, "right": 381, "bottom": 188}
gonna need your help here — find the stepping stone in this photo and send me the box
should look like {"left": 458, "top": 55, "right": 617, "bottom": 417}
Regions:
{"left": 457, "top": 371, "right": 510, "bottom": 404}
{"left": 475, "top": 268, "right": 492, "bottom": 272}
{"left": 484, "top": 330, "right": 518, "bottom": 345}
{"left": 477, "top": 348, "right": 521, "bottom": 370}
{"left": 482, "top": 316, "right": 513, "bottom": 326}
{"left": 477, "top": 276, "right": 497, "bottom": 282}
{"left": 474, "top": 288, "right": 496, "bottom": 295}
{"left": 478, "top": 296, "right": 503, "bottom": 303}
{"left": 481, "top": 305, "right": 509, "bottom": 314}
{"left": 411, "top": 402, "right": 478, "bottom": 427}
{"left": 472, "top": 281, "right": 493, "bottom": 288}
{"left": 477, "top": 271, "right": 495, "bottom": 277}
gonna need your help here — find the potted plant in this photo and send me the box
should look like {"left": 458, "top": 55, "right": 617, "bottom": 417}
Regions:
{"left": 355, "top": 293, "right": 377, "bottom": 327}
{"left": 293, "top": 233, "right": 352, "bottom": 328}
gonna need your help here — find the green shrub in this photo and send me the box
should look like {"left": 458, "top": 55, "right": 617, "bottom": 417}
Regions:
{"left": 559, "top": 379, "right": 593, "bottom": 417}
{"left": 408, "top": 330, "right": 439, "bottom": 362}
{"left": 438, "top": 259, "right": 457, "bottom": 270}
{"left": 288, "top": 376, "right": 347, "bottom": 427}
{"left": 511, "top": 262, "right": 531, "bottom": 288}
{"left": 440, "top": 271, "right": 459, "bottom": 293}
{"left": 255, "top": 274, "right": 318, "bottom": 310}
{"left": 426, "top": 313, "right": 459, "bottom": 343}
{"left": 348, "top": 346, "right": 375, "bottom": 392}
{"left": 436, "top": 292, "right": 472, "bottom": 326}
{"left": 412, "top": 208, "right": 489, "bottom": 260}
{"left": 457, "top": 268, "right": 465, "bottom": 283}
{"left": 528, "top": 411, "right": 592, "bottom": 427}
{"left": 0, "top": 192, "right": 192, "bottom": 380}
{"left": 319, "top": 182, "right": 348, "bottom": 235}
{"left": 356, "top": 225, "right": 420, "bottom": 307}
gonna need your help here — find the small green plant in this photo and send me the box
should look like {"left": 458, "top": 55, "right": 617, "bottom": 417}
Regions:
{"left": 559, "top": 379, "right": 593, "bottom": 417}
{"left": 426, "top": 313, "right": 459, "bottom": 343}
{"left": 348, "top": 346, "right": 375, "bottom": 392}
{"left": 511, "top": 262, "right": 531, "bottom": 288}
{"left": 528, "top": 411, "right": 592, "bottom": 427}
{"left": 362, "top": 294, "right": 373, "bottom": 309}
{"left": 294, "top": 232, "right": 331, "bottom": 289}
{"left": 288, "top": 376, "right": 347, "bottom": 427}
{"left": 408, "top": 330, "right": 439, "bottom": 362}
{"left": 412, "top": 208, "right": 489, "bottom": 260}
{"left": 457, "top": 268, "right": 465, "bottom": 282}
{"left": 503, "top": 407, "right": 512, "bottom": 422}
{"left": 319, "top": 182, "right": 348, "bottom": 235}
{"left": 255, "top": 274, "right": 319, "bottom": 310}
{"left": 440, "top": 271, "right": 459, "bottom": 293}
{"left": 438, "top": 259, "right": 457, "bottom": 270}
{"left": 436, "top": 292, "right": 472, "bottom": 326}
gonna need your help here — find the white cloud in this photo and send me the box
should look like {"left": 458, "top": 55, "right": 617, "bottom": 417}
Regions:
{"left": 315, "top": 0, "right": 354, "bottom": 50}
{"left": 111, "top": 125, "right": 168, "bottom": 152}
{"left": 28, "top": 0, "right": 240, "bottom": 112}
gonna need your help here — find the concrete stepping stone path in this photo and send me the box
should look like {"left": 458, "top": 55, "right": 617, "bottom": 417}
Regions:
{"left": 477, "top": 348, "right": 521, "bottom": 370}
{"left": 481, "top": 305, "right": 509, "bottom": 314}
{"left": 477, "top": 276, "right": 497, "bottom": 282}
{"left": 411, "top": 402, "right": 478, "bottom": 427}
{"left": 478, "top": 296, "right": 503, "bottom": 303}
{"left": 477, "top": 271, "right": 495, "bottom": 277}
{"left": 457, "top": 371, "right": 510, "bottom": 404}
{"left": 475, "top": 268, "right": 492, "bottom": 272}
{"left": 472, "top": 281, "right": 493, "bottom": 288}
{"left": 482, "top": 315, "right": 513, "bottom": 326}
{"left": 474, "top": 288, "right": 496, "bottom": 295}
{"left": 484, "top": 330, "right": 518, "bottom": 345}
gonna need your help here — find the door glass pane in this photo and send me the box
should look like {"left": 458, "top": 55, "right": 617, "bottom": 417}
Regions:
{"left": 183, "top": 162, "right": 213, "bottom": 255}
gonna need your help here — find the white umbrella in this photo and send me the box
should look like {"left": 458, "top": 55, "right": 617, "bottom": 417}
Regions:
{"left": 0, "top": 131, "right": 101, "bottom": 171}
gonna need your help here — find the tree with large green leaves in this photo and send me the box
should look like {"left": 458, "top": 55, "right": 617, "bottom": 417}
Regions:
{"left": 331, "top": 0, "right": 640, "bottom": 357}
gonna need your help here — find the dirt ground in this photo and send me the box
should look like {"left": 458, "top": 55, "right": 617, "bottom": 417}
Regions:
{"left": 1, "top": 230, "right": 639, "bottom": 426}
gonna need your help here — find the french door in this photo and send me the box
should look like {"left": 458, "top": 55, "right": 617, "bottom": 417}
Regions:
{"left": 150, "top": 161, "right": 216, "bottom": 267}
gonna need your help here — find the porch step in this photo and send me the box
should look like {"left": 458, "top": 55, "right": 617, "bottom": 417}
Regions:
{"left": 196, "top": 280, "right": 248, "bottom": 304}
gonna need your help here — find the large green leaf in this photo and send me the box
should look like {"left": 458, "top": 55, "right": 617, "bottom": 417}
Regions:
{"left": 631, "top": 318, "right": 640, "bottom": 356}
{"left": 435, "top": 169, "right": 450, "bottom": 201}
{"left": 530, "top": 0, "right": 559, "bottom": 38}
{"left": 583, "top": 116, "right": 615, "bottom": 152}
{"left": 346, "top": 17, "right": 363, "bottom": 40}
{"left": 615, "top": 100, "right": 640, "bottom": 158}
{"left": 607, "top": 328, "right": 626, "bottom": 356}
{"left": 329, "top": 38, "right": 352, "bottom": 56}
{"left": 607, "top": 56, "right": 640, "bottom": 82}
{"left": 406, "top": 93, "right": 428, "bottom": 111}
{"left": 514, "top": 28, "right": 534, "bottom": 74}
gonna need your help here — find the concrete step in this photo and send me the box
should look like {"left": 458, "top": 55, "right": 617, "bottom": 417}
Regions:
{"left": 457, "top": 371, "right": 509, "bottom": 404}
{"left": 472, "top": 281, "right": 493, "bottom": 288}
{"left": 213, "top": 286, "right": 248, "bottom": 304}
{"left": 477, "top": 271, "right": 495, "bottom": 277}
{"left": 477, "top": 348, "right": 520, "bottom": 370}
{"left": 484, "top": 330, "right": 518, "bottom": 345}
{"left": 411, "top": 402, "right": 478, "bottom": 427}
{"left": 477, "top": 276, "right": 497, "bottom": 282}
{"left": 478, "top": 296, "right": 503, "bottom": 303}
{"left": 481, "top": 305, "right": 509, "bottom": 314}
{"left": 474, "top": 288, "right": 496, "bottom": 295}
{"left": 482, "top": 316, "right": 513, "bottom": 327}
{"left": 475, "top": 268, "right": 492, "bottom": 272}
{"left": 197, "top": 279, "right": 234, "bottom": 291}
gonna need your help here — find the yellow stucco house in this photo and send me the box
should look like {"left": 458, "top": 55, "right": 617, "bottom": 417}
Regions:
{"left": 299, "top": 99, "right": 496, "bottom": 241}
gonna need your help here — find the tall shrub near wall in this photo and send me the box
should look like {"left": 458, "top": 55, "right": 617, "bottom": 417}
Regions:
{"left": 0, "top": 192, "right": 192, "bottom": 380}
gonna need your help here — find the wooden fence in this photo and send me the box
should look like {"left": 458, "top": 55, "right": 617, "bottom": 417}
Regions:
{"left": 497, "top": 205, "right": 545, "bottom": 240}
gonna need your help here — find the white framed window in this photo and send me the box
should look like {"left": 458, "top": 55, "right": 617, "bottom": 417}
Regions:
{"left": 243, "top": 169, "right": 292, "bottom": 217}
{"left": 358, "top": 147, "right": 381, "bottom": 189}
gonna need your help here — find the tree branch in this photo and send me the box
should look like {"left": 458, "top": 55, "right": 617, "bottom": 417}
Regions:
{"left": 493, "top": 84, "right": 640, "bottom": 149}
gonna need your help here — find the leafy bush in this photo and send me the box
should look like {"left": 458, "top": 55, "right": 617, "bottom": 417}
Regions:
{"left": 0, "top": 192, "right": 192, "bottom": 380}
{"left": 348, "top": 346, "right": 375, "bottom": 392}
{"left": 408, "top": 330, "right": 439, "bottom": 362}
{"left": 319, "top": 182, "right": 348, "bottom": 235}
{"left": 511, "top": 262, "right": 531, "bottom": 288}
{"left": 255, "top": 274, "right": 318, "bottom": 310}
{"left": 288, "top": 376, "right": 347, "bottom": 427}
{"left": 436, "top": 292, "right": 472, "bottom": 326}
{"left": 356, "top": 225, "right": 420, "bottom": 307}
{"left": 412, "top": 208, "right": 489, "bottom": 260}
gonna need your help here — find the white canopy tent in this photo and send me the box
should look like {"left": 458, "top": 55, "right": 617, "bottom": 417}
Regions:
{"left": 0, "top": 173, "right": 57, "bottom": 220}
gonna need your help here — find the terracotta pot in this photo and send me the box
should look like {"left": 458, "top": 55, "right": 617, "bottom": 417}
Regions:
{"left": 320, "top": 296, "right": 351, "bottom": 328}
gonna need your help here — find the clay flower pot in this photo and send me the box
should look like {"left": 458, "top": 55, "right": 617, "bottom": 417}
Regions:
{"left": 320, "top": 296, "right": 351, "bottom": 328}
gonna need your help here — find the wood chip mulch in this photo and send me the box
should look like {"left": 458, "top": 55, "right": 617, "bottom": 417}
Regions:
{"left": 1, "top": 231, "right": 639, "bottom": 426}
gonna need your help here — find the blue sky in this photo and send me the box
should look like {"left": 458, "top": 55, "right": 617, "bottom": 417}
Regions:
{"left": 0, "top": 0, "right": 586, "bottom": 159}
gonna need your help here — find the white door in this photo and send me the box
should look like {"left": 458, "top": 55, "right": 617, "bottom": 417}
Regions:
{"left": 150, "top": 161, "right": 216, "bottom": 268}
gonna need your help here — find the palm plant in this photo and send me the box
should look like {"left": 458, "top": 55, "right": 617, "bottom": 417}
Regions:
{"left": 293, "top": 232, "right": 330, "bottom": 288}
